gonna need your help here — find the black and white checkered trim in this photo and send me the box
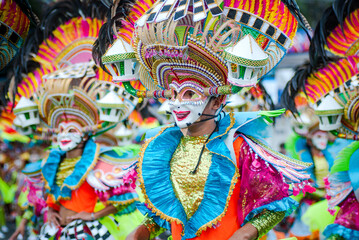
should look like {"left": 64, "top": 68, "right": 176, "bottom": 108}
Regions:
{"left": 39, "top": 219, "right": 115, "bottom": 240}
{"left": 223, "top": 7, "right": 292, "bottom": 50}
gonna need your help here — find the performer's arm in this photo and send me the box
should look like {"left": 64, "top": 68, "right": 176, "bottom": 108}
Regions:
{"left": 67, "top": 204, "right": 118, "bottom": 221}
{"left": 229, "top": 210, "right": 285, "bottom": 240}
{"left": 126, "top": 215, "right": 166, "bottom": 240}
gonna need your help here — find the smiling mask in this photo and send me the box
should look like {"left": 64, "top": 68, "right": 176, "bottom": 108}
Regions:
{"left": 311, "top": 131, "right": 328, "bottom": 150}
{"left": 57, "top": 122, "right": 84, "bottom": 152}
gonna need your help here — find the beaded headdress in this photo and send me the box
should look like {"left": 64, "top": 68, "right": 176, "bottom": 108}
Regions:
{"left": 13, "top": 64, "right": 130, "bottom": 136}
{"left": 95, "top": 0, "right": 309, "bottom": 100}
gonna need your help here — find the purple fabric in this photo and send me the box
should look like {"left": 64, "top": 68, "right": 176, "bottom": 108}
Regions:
{"left": 237, "top": 141, "right": 290, "bottom": 224}
{"left": 334, "top": 192, "right": 359, "bottom": 230}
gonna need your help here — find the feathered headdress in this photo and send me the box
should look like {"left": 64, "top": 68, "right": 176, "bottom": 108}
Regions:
{"left": 5, "top": 0, "right": 139, "bottom": 138}
{"left": 281, "top": 0, "right": 359, "bottom": 139}
{"left": 0, "top": 0, "right": 32, "bottom": 71}
{"left": 94, "top": 0, "right": 309, "bottom": 100}
{"left": 5, "top": 0, "right": 109, "bottom": 106}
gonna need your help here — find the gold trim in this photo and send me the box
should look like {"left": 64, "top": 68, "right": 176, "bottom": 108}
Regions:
{"left": 137, "top": 125, "right": 185, "bottom": 227}
{"left": 61, "top": 143, "right": 101, "bottom": 190}
{"left": 107, "top": 197, "right": 139, "bottom": 205}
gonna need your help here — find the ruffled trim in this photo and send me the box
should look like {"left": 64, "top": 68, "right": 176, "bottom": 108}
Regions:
{"left": 115, "top": 201, "right": 138, "bottom": 216}
{"left": 42, "top": 139, "right": 100, "bottom": 200}
{"left": 138, "top": 113, "right": 240, "bottom": 239}
{"left": 136, "top": 203, "right": 171, "bottom": 230}
{"left": 107, "top": 192, "right": 139, "bottom": 205}
{"left": 242, "top": 197, "right": 298, "bottom": 226}
{"left": 62, "top": 140, "right": 100, "bottom": 190}
{"left": 137, "top": 125, "right": 185, "bottom": 225}
{"left": 323, "top": 224, "right": 359, "bottom": 239}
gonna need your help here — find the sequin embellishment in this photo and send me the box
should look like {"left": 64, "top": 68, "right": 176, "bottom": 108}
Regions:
{"left": 170, "top": 135, "right": 212, "bottom": 219}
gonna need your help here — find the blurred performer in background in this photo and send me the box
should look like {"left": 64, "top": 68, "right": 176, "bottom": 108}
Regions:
{"left": 282, "top": 0, "right": 359, "bottom": 239}
{"left": 4, "top": 0, "right": 145, "bottom": 239}
{"left": 285, "top": 108, "right": 337, "bottom": 239}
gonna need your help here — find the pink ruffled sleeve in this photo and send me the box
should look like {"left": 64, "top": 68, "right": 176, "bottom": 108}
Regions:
{"left": 236, "top": 139, "right": 298, "bottom": 225}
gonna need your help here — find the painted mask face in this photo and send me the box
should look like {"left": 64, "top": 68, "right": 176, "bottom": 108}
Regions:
{"left": 168, "top": 83, "right": 210, "bottom": 128}
{"left": 57, "top": 122, "right": 84, "bottom": 152}
{"left": 312, "top": 131, "right": 328, "bottom": 150}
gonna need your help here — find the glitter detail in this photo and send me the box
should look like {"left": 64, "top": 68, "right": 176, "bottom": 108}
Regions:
{"left": 142, "top": 215, "right": 166, "bottom": 238}
{"left": 56, "top": 156, "right": 82, "bottom": 186}
{"left": 170, "top": 135, "right": 211, "bottom": 219}
{"left": 249, "top": 210, "right": 285, "bottom": 238}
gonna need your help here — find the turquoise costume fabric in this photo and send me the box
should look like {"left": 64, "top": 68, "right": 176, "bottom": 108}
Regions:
{"left": 138, "top": 112, "right": 311, "bottom": 239}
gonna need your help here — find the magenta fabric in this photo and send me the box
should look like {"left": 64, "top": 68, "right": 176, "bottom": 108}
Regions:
{"left": 334, "top": 192, "right": 359, "bottom": 230}
{"left": 237, "top": 141, "right": 290, "bottom": 224}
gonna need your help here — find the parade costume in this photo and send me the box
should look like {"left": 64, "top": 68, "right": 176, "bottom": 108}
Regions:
{"left": 13, "top": 70, "right": 140, "bottom": 240}
{"left": 226, "top": 83, "right": 274, "bottom": 113}
{"left": 281, "top": 1, "right": 359, "bottom": 239}
{"left": 284, "top": 109, "right": 338, "bottom": 239}
{"left": 7, "top": 1, "right": 145, "bottom": 239}
{"left": 94, "top": 0, "right": 314, "bottom": 239}
{"left": 19, "top": 160, "right": 47, "bottom": 238}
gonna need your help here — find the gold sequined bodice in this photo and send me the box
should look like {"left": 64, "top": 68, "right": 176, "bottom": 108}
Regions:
{"left": 170, "top": 135, "right": 212, "bottom": 219}
{"left": 312, "top": 153, "right": 329, "bottom": 188}
{"left": 56, "top": 156, "right": 81, "bottom": 186}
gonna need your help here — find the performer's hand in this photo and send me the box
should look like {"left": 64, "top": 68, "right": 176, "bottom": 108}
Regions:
{"left": 67, "top": 211, "right": 93, "bottom": 221}
{"left": 48, "top": 207, "right": 62, "bottom": 227}
{"left": 228, "top": 223, "right": 258, "bottom": 240}
{"left": 9, "top": 219, "right": 27, "bottom": 240}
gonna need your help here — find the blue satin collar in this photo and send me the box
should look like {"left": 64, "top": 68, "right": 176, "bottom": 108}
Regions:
{"left": 42, "top": 139, "right": 99, "bottom": 200}
{"left": 141, "top": 112, "right": 267, "bottom": 239}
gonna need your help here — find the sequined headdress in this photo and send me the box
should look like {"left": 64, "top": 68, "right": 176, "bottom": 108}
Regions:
{"left": 95, "top": 0, "right": 309, "bottom": 100}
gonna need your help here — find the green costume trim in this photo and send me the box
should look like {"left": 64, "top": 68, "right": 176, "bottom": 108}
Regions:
{"left": 249, "top": 210, "right": 285, "bottom": 239}
{"left": 331, "top": 141, "right": 359, "bottom": 174}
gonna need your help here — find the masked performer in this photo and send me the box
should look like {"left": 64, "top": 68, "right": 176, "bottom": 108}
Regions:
{"left": 12, "top": 67, "right": 139, "bottom": 239}
{"left": 284, "top": 108, "right": 338, "bottom": 238}
{"left": 93, "top": 0, "right": 315, "bottom": 239}
{"left": 281, "top": 1, "right": 359, "bottom": 239}
{"left": 10, "top": 159, "right": 46, "bottom": 240}
{"left": 6, "top": 1, "right": 144, "bottom": 239}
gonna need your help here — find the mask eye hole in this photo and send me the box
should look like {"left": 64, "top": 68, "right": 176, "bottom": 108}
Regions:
{"left": 170, "top": 90, "right": 178, "bottom": 101}
{"left": 182, "top": 89, "right": 202, "bottom": 101}
{"left": 69, "top": 128, "right": 78, "bottom": 133}
{"left": 59, "top": 126, "right": 64, "bottom": 133}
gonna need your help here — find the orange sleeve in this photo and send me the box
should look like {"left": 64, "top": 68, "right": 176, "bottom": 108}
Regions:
{"left": 46, "top": 195, "right": 60, "bottom": 211}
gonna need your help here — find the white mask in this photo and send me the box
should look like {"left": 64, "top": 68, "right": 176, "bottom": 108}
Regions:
{"left": 169, "top": 98, "right": 210, "bottom": 128}
{"left": 312, "top": 131, "right": 328, "bottom": 150}
{"left": 57, "top": 122, "right": 84, "bottom": 152}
